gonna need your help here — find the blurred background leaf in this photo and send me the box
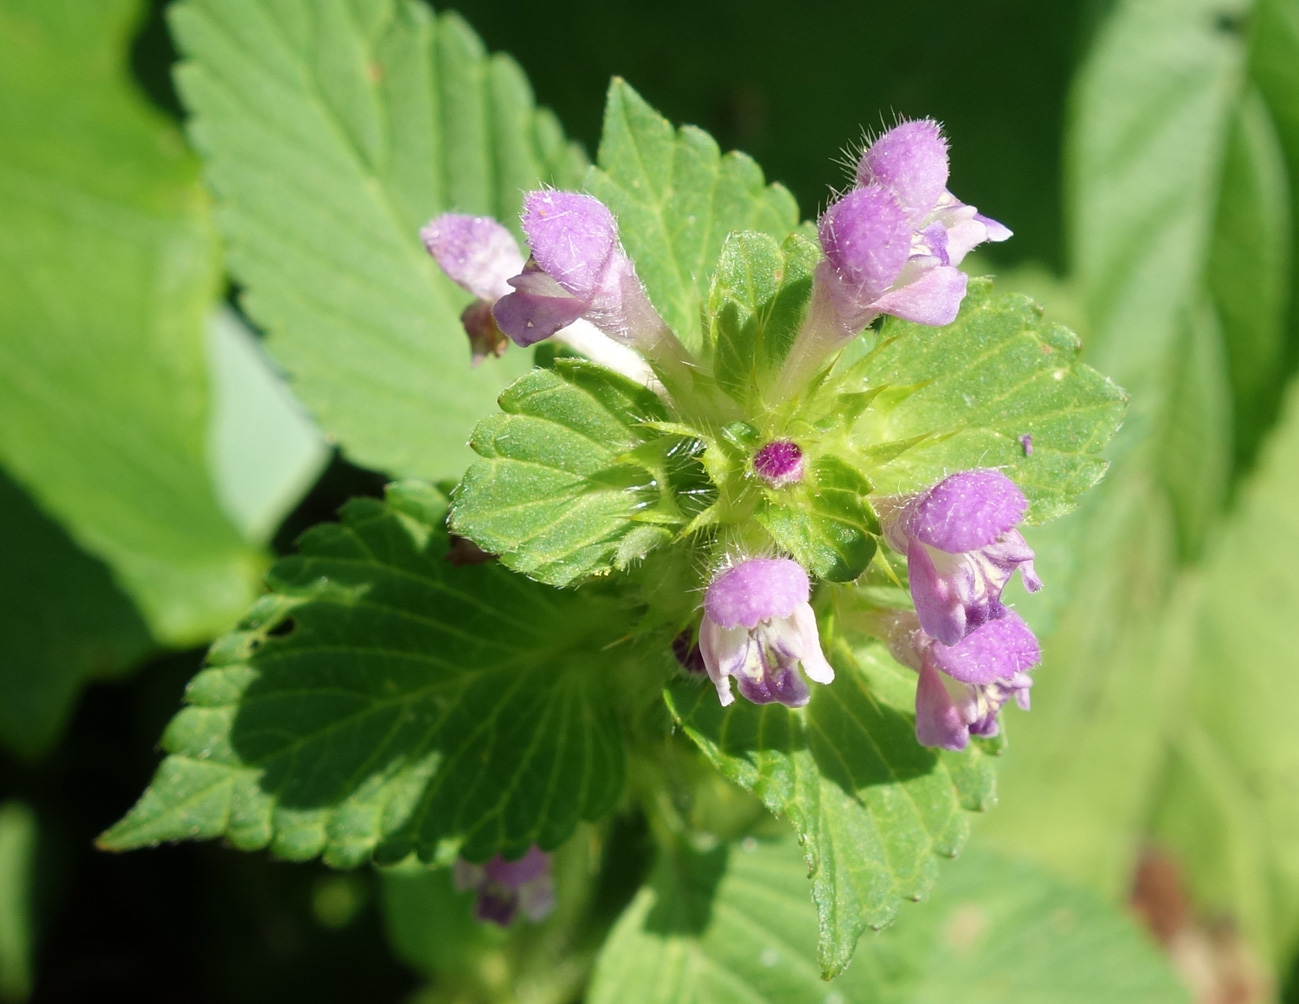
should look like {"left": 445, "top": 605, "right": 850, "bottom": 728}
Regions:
{"left": 1151, "top": 377, "right": 1299, "bottom": 970}
{"left": 980, "top": 4, "right": 1299, "bottom": 999}
{"left": 0, "top": 0, "right": 260, "bottom": 644}
{"left": 0, "top": 803, "right": 36, "bottom": 1003}
{"left": 588, "top": 835, "right": 1188, "bottom": 1004}
{"left": 0, "top": 473, "right": 152, "bottom": 760}
{"left": 0, "top": 0, "right": 331, "bottom": 760}
{"left": 204, "top": 306, "right": 329, "bottom": 544}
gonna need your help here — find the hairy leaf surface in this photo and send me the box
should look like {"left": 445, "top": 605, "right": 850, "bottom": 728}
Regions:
{"left": 452, "top": 359, "right": 708, "bottom": 586}
{"left": 102, "top": 483, "right": 626, "bottom": 866}
{"left": 852, "top": 281, "right": 1127, "bottom": 523}
{"left": 708, "top": 231, "right": 820, "bottom": 407}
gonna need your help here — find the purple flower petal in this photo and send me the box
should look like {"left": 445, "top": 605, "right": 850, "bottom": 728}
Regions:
{"left": 903, "top": 469, "right": 1029, "bottom": 554}
{"left": 975, "top": 212, "right": 1013, "bottom": 242}
{"left": 918, "top": 222, "right": 951, "bottom": 266}
{"left": 698, "top": 618, "right": 745, "bottom": 706}
{"left": 788, "top": 604, "right": 835, "bottom": 685}
{"left": 819, "top": 185, "right": 912, "bottom": 304}
{"left": 522, "top": 190, "right": 620, "bottom": 301}
{"left": 737, "top": 663, "right": 812, "bottom": 707}
{"left": 914, "top": 661, "right": 970, "bottom": 751}
{"left": 492, "top": 266, "right": 588, "bottom": 346}
{"left": 857, "top": 119, "right": 951, "bottom": 222}
{"left": 475, "top": 890, "right": 518, "bottom": 925}
{"left": 421, "top": 214, "right": 523, "bottom": 301}
{"left": 483, "top": 845, "right": 551, "bottom": 886}
{"left": 981, "top": 529, "right": 1043, "bottom": 593}
{"left": 907, "top": 538, "right": 967, "bottom": 646}
{"left": 457, "top": 845, "right": 556, "bottom": 927}
{"left": 869, "top": 265, "right": 969, "bottom": 326}
{"left": 704, "top": 558, "right": 810, "bottom": 630}
{"left": 517, "top": 876, "right": 557, "bottom": 922}
{"left": 925, "top": 610, "right": 1041, "bottom": 685}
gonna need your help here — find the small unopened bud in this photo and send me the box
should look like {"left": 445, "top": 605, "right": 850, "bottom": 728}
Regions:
{"left": 753, "top": 440, "right": 805, "bottom": 486}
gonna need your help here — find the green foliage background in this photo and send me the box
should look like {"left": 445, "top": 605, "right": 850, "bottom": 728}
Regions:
{"left": 2, "top": 0, "right": 1298, "bottom": 1001}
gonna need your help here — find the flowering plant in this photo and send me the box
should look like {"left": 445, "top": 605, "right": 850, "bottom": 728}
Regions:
{"left": 8, "top": 0, "right": 1299, "bottom": 997}
{"left": 103, "top": 49, "right": 1127, "bottom": 981}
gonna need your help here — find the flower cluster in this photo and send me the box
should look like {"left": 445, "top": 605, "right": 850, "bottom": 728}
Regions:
{"left": 776, "top": 119, "right": 1010, "bottom": 393}
{"left": 877, "top": 469, "right": 1042, "bottom": 750}
{"left": 422, "top": 120, "right": 1037, "bottom": 754}
{"left": 691, "top": 466, "right": 1042, "bottom": 750}
{"left": 827, "top": 119, "right": 1011, "bottom": 327}
{"left": 452, "top": 845, "right": 555, "bottom": 926}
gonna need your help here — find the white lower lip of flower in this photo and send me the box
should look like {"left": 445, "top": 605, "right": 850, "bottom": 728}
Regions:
{"left": 699, "top": 605, "right": 834, "bottom": 708}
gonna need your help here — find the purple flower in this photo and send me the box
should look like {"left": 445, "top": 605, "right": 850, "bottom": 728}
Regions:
{"left": 421, "top": 214, "right": 523, "bottom": 366}
{"left": 452, "top": 845, "right": 555, "bottom": 926}
{"left": 888, "top": 610, "right": 1040, "bottom": 751}
{"left": 422, "top": 214, "right": 524, "bottom": 303}
{"left": 842, "top": 118, "right": 1012, "bottom": 328}
{"left": 880, "top": 469, "right": 1041, "bottom": 647}
{"left": 753, "top": 440, "right": 805, "bottom": 486}
{"left": 494, "top": 191, "right": 671, "bottom": 352}
{"left": 775, "top": 119, "right": 1010, "bottom": 396}
{"left": 699, "top": 558, "right": 834, "bottom": 708}
{"left": 420, "top": 209, "right": 653, "bottom": 381}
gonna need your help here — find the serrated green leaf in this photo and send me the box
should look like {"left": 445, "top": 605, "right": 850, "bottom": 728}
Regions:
{"left": 708, "top": 231, "right": 821, "bottom": 408}
{"left": 451, "top": 359, "right": 688, "bottom": 586}
{"left": 101, "top": 482, "right": 626, "bottom": 867}
{"left": 666, "top": 641, "right": 998, "bottom": 978}
{"left": 585, "top": 79, "right": 801, "bottom": 354}
{"left": 589, "top": 836, "right": 1187, "bottom": 1004}
{"left": 170, "top": 0, "right": 586, "bottom": 481}
{"left": 850, "top": 281, "right": 1127, "bottom": 523}
{"left": 0, "top": 0, "right": 261, "bottom": 642}
{"left": 0, "top": 471, "right": 152, "bottom": 759}
{"left": 756, "top": 456, "right": 878, "bottom": 582}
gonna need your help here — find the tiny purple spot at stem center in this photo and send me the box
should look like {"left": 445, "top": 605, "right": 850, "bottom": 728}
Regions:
{"left": 754, "top": 440, "right": 805, "bottom": 486}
